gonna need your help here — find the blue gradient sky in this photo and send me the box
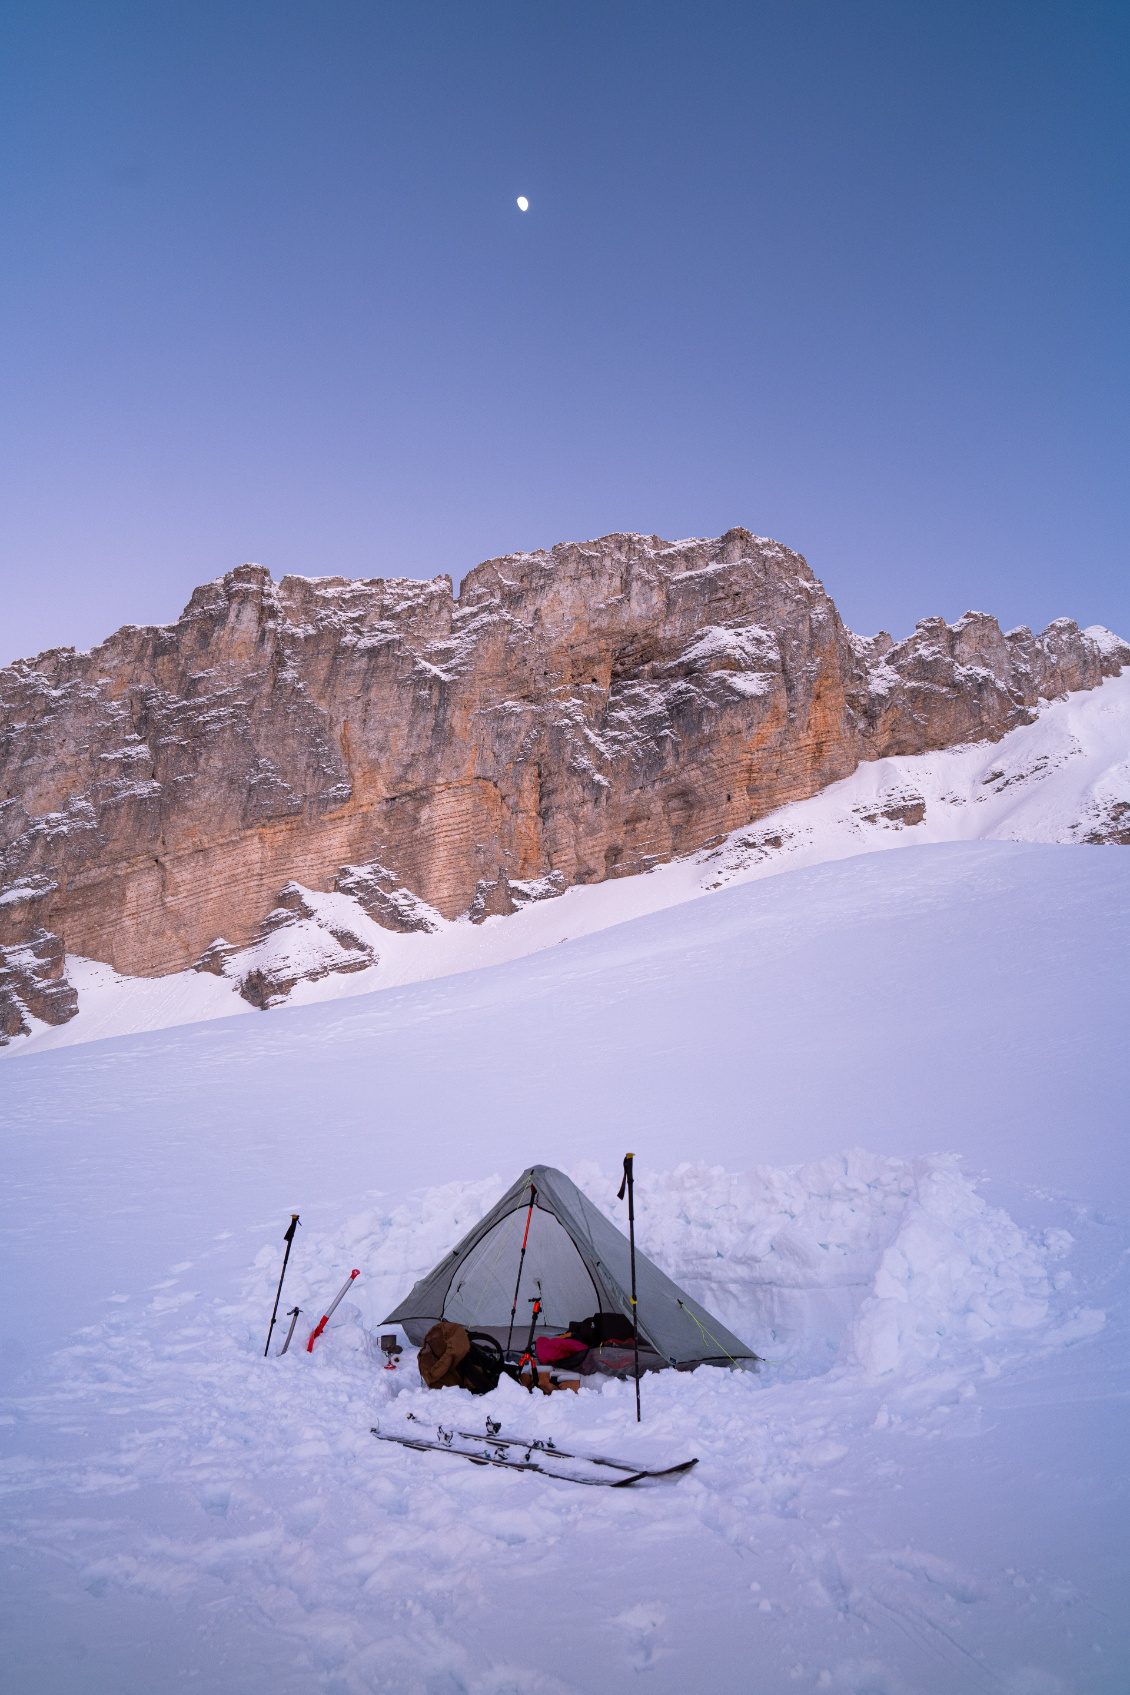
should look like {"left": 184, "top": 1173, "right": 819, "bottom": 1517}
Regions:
{"left": 2, "top": 1, "right": 1127, "bottom": 665}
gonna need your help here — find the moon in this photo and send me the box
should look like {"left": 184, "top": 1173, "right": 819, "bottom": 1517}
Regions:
{"left": 516, "top": 196, "right": 529, "bottom": 212}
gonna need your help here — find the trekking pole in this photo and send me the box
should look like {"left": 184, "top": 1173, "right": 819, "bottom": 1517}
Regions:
{"left": 617, "top": 1154, "right": 641, "bottom": 1423}
{"left": 264, "top": 1214, "right": 300, "bottom": 1357}
{"left": 307, "top": 1269, "right": 360, "bottom": 1352}
{"left": 519, "top": 1283, "right": 543, "bottom": 1393}
{"left": 280, "top": 1307, "right": 302, "bottom": 1355}
{"left": 506, "top": 1182, "right": 538, "bottom": 1354}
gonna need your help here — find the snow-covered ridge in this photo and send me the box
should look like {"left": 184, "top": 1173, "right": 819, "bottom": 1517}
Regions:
{"left": 6, "top": 670, "right": 1129, "bottom": 1057}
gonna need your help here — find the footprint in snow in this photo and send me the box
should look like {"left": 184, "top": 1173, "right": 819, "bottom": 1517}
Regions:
{"left": 611, "top": 1603, "right": 666, "bottom": 1669}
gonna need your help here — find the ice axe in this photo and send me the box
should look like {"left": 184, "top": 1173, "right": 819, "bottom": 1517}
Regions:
{"left": 280, "top": 1307, "right": 302, "bottom": 1355}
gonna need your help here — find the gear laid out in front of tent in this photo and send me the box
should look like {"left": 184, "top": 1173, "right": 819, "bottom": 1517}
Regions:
{"left": 383, "top": 1165, "right": 757, "bottom": 1400}
{"left": 532, "top": 1370, "right": 581, "bottom": 1394}
{"left": 535, "top": 1334, "right": 588, "bottom": 1365}
{"left": 370, "top": 1418, "right": 698, "bottom": 1487}
{"left": 306, "top": 1268, "right": 360, "bottom": 1352}
{"left": 529, "top": 1310, "right": 640, "bottom": 1382}
{"left": 550, "top": 1340, "right": 665, "bottom": 1378}
{"left": 565, "top": 1311, "right": 636, "bottom": 1347}
{"left": 380, "top": 1333, "right": 403, "bottom": 1370}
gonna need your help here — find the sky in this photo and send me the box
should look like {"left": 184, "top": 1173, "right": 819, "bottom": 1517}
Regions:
{"left": 1, "top": 1, "right": 1127, "bottom": 666}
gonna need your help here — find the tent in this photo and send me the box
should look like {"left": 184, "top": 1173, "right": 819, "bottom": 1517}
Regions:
{"left": 384, "top": 1165, "right": 756, "bottom": 1371}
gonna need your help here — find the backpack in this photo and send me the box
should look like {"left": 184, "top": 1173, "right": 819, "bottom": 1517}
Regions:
{"left": 567, "top": 1311, "right": 636, "bottom": 1348}
{"left": 459, "top": 1331, "right": 507, "bottom": 1395}
{"left": 418, "top": 1321, "right": 506, "bottom": 1395}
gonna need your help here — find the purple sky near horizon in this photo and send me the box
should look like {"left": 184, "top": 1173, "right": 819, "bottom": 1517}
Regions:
{"left": 1, "top": 1, "right": 1127, "bottom": 666}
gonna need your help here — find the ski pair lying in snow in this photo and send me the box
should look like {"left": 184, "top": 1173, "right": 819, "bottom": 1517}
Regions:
{"left": 370, "top": 1416, "right": 698, "bottom": 1488}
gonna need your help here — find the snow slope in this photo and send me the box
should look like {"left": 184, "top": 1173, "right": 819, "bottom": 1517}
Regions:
{"left": 7, "top": 669, "right": 1129, "bottom": 1057}
{"left": 2, "top": 841, "right": 1127, "bottom": 1693}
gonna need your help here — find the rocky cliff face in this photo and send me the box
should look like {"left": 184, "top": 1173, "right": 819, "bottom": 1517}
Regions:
{"left": 2, "top": 528, "right": 1126, "bottom": 1037}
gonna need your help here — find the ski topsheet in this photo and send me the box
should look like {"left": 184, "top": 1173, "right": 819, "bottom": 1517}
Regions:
{"left": 453, "top": 1426, "right": 691, "bottom": 1476}
{"left": 370, "top": 1418, "right": 697, "bottom": 1487}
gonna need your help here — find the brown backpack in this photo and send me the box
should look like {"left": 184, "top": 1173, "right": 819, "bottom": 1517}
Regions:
{"left": 417, "top": 1322, "right": 507, "bottom": 1394}
{"left": 418, "top": 1321, "right": 471, "bottom": 1388}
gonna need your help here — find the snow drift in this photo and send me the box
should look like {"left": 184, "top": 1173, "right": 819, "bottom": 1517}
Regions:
{"left": 277, "top": 1153, "right": 1085, "bottom": 1389}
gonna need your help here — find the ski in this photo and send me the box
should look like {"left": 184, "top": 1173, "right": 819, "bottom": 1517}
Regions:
{"left": 370, "top": 1423, "right": 696, "bottom": 1487}
{"left": 454, "top": 1427, "right": 698, "bottom": 1478}
{"left": 454, "top": 1423, "right": 697, "bottom": 1478}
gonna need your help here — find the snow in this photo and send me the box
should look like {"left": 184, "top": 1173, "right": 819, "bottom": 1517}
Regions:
{"left": 1, "top": 836, "right": 1128, "bottom": 1691}
{"left": 221, "top": 891, "right": 378, "bottom": 1005}
{"left": 8, "top": 670, "right": 1130, "bottom": 1059}
{"left": 594, "top": 1153, "right": 1074, "bottom": 1380}
{"left": 1084, "top": 624, "right": 1127, "bottom": 661}
{"left": 671, "top": 621, "right": 780, "bottom": 681}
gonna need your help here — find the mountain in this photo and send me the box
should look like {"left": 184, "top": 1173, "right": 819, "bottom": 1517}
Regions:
{"left": 2, "top": 528, "right": 1127, "bottom": 1043}
{"left": 4, "top": 665, "right": 1128, "bottom": 1058}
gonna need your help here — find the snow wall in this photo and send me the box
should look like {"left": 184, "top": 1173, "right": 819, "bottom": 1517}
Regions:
{"left": 274, "top": 1152, "right": 1097, "bottom": 1385}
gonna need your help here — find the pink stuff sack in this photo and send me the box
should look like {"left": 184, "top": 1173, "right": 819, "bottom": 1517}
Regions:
{"left": 535, "top": 1335, "right": 588, "bottom": 1365}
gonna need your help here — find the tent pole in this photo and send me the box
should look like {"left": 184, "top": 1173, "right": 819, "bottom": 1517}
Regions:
{"left": 506, "top": 1183, "right": 537, "bottom": 1354}
{"left": 618, "top": 1154, "right": 641, "bottom": 1422}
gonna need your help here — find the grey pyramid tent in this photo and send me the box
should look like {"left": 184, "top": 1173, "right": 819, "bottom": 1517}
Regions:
{"left": 384, "top": 1165, "right": 755, "bottom": 1370}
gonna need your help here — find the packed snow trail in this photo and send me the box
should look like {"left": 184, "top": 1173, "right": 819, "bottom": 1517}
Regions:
{"left": 1, "top": 842, "right": 1127, "bottom": 1691}
{"left": 7, "top": 671, "right": 1129, "bottom": 1056}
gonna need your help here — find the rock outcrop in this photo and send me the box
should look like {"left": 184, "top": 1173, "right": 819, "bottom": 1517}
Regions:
{"left": 199, "top": 881, "right": 379, "bottom": 1010}
{"left": 1, "top": 528, "right": 1126, "bottom": 1036}
{"left": 0, "top": 925, "right": 78, "bottom": 1040}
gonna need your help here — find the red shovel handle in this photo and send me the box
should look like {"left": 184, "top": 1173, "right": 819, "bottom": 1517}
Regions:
{"left": 306, "top": 1269, "right": 360, "bottom": 1352}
